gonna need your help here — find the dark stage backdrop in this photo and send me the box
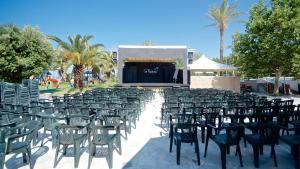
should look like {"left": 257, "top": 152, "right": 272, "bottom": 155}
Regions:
{"left": 123, "top": 62, "right": 176, "bottom": 83}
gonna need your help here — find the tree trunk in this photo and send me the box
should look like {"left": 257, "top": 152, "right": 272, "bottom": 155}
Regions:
{"left": 58, "top": 65, "right": 65, "bottom": 82}
{"left": 105, "top": 72, "right": 111, "bottom": 79}
{"left": 73, "top": 64, "right": 84, "bottom": 89}
{"left": 220, "top": 28, "right": 224, "bottom": 63}
{"left": 274, "top": 69, "right": 283, "bottom": 94}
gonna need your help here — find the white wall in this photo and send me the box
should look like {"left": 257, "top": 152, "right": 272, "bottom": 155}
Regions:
{"left": 190, "top": 76, "right": 240, "bottom": 93}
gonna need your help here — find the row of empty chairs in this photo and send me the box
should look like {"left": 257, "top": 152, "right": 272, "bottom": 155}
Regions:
{"left": 0, "top": 87, "right": 154, "bottom": 169}
{"left": 162, "top": 88, "right": 300, "bottom": 169}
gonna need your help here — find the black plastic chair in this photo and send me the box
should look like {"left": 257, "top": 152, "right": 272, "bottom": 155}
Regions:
{"left": 169, "top": 113, "right": 200, "bottom": 165}
{"left": 202, "top": 107, "right": 223, "bottom": 157}
{"left": 245, "top": 122, "right": 280, "bottom": 168}
{"left": 208, "top": 123, "right": 244, "bottom": 169}
{"left": 280, "top": 123, "right": 300, "bottom": 169}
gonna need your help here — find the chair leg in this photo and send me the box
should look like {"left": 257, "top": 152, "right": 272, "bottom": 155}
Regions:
{"left": 237, "top": 145, "right": 243, "bottom": 167}
{"left": 22, "top": 153, "right": 27, "bottom": 163}
{"left": 243, "top": 136, "right": 247, "bottom": 147}
{"left": 253, "top": 145, "right": 259, "bottom": 168}
{"left": 87, "top": 144, "right": 94, "bottom": 169}
{"left": 118, "top": 134, "right": 122, "bottom": 155}
{"left": 292, "top": 145, "right": 299, "bottom": 169}
{"left": 54, "top": 144, "right": 60, "bottom": 168}
{"left": 124, "top": 123, "right": 128, "bottom": 140}
{"left": 26, "top": 147, "right": 33, "bottom": 169}
{"left": 195, "top": 140, "right": 200, "bottom": 165}
{"left": 226, "top": 145, "right": 230, "bottom": 154}
{"left": 161, "top": 110, "right": 164, "bottom": 127}
{"left": 92, "top": 145, "right": 96, "bottom": 156}
{"left": 176, "top": 140, "right": 181, "bottom": 165}
{"left": 220, "top": 146, "right": 226, "bottom": 169}
{"left": 259, "top": 145, "right": 263, "bottom": 155}
{"left": 108, "top": 142, "right": 113, "bottom": 169}
{"left": 169, "top": 131, "right": 173, "bottom": 152}
{"left": 201, "top": 126, "right": 205, "bottom": 143}
{"left": 204, "top": 134, "right": 209, "bottom": 157}
{"left": 63, "top": 145, "right": 67, "bottom": 155}
{"left": 74, "top": 143, "right": 80, "bottom": 168}
{"left": 41, "top": 128, "right": 46, "bottom": 147}
{"left": 271, "top": 144, "right": 277, "bottom": 167}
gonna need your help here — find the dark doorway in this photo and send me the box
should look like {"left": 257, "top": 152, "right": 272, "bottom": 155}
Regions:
{"left": 123, "top": 62, "right": 176, "bottom": 83}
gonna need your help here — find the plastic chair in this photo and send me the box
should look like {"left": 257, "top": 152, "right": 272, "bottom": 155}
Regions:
{"left": 208, "top": 124, "right": 244, "bottom": 169}
{"left": 245, "top": 122, "right": 280, "bottom": 168}
{"left": 169, "top": 113, "right": 200, "bottom": 165}
{"left": 280, "top": 123, "right": 300, "bottom": 169}
{"left": 53, "top": 124, "right": 87, "bottom": 168}
{"left": 87, "top": 124, "right": 119, "bottom": 169}
{"left": 4, "top": 123, "right": 35, "bottom": 169}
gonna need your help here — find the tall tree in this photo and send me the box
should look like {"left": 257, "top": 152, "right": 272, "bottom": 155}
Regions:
{"left": 50, "top": 46, "right": 67, "bottom": 81}
{"left": 99, "top": 51, "right": 116, "bottom": 79}
{"left": 232, "top": 0, "right": 300, "bottom": 94}
{"left": 0, "top": 25, "right": 53, "bottom": 83}
{"left": 48, "top": 34, "right": 103, "bottom": 89}
{"left": 207, "top": 0, "right": 243, "bottom": 63}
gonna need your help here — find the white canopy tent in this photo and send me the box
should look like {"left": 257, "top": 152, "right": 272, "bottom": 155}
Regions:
{"left": 188, "top": 55, "right": 240, "bottom": 92}
{"left": 188, "top": 55, "right": 237, "bottom": 72}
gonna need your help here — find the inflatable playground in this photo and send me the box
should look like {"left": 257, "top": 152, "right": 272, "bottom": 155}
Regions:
{"left": 37, "top": 70, "right": 61, "bottom": 89}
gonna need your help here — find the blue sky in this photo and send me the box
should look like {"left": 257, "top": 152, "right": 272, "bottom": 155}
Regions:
{"left": 0, "top": 0, "right": 259, "bottom": 58}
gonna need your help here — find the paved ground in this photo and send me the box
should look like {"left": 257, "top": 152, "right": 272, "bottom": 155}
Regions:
{"left": 5, "top": 92, "right": 297, "bottom": 169}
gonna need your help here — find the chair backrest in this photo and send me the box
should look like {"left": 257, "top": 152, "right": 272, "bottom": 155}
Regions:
{"left": 203, "top": 107, "right": 222, "bottom": 125}
{"left": 89, "top": 125, "right": 110, "bottom": 144}
{"left": 172, "top": 113, "right": 195, "bottom": 124}
{"left": 68, "top": 115, "right": 90, "bottom": 126}
{"left": 56, "top": 125, "right": 79, "bottom": 145}
{"left": 6, "top": 124, "right": 34, "bottom": 153}
{"left": 102, "top": 115, "right": 120, "bottom": 126}
{"left": 225, "top": 125, "right": 244, "bottom": 145}
{"left": 257, "top": 123, "right": 280, "bottom": 144}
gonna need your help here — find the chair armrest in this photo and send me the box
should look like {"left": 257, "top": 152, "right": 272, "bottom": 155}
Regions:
{"left": 7, "top": 130, "right": 32, "bottom": 141}
{"left": 207, "top": 123, "right": 219, "bottom": 129}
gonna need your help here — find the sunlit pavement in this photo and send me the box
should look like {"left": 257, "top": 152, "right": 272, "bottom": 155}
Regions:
{"left": 5, "top": 92, "right": 296, "bottom": 169}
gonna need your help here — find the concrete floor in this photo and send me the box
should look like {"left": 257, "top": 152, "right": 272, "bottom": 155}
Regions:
{"left": 4, "top": 92, "right": 297, "bottom": 169}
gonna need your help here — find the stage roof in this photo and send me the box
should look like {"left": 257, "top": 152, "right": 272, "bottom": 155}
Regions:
{"left": 118, "top": 45, "right": 188, "bottom": 59}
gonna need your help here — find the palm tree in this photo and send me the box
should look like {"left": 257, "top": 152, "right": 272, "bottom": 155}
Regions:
{"left": 50, "top": 46, "right": 67, "bottom": 81}
{"left": 207, "top": 0, "right": 242, "bottom": 63}
{"left": 99, "top": 51, "right": 116, "bottom": 79}
{"left": 48, "top": 34, "right": 103, "bottom": 89}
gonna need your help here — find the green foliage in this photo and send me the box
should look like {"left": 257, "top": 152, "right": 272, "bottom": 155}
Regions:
{"left": 48, "top": 34, "right": 104, "bottom": 67}
{"left": 48, "top": 34, "right": 104, "bottom": 89}
{"left": 232, "top": 0, "right": 300, "bottom": 92}
{"left": 233, "top": 0, "right": 300, "bottom": 76}
{"left": 0, "top": 25, "right": 53, "bottom": 83}
{"left": 175, "top": 58, "right": 183, "bottom": 69}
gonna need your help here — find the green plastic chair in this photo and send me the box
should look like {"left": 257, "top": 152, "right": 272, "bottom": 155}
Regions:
{"left": 0, "top": 130, "right": 6, "bottom": 169}
{"left": 88, "top": 124, "right": 120, "bottom": 169}
{"left": 4, "top": 123, "right": 35, "bottom": 169}
{"left": 54, "top": 124, "right": 87, "bottom": 168}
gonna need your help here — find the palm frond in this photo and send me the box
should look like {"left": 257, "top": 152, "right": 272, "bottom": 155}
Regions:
{"left": 47, "top": 35, "right": 63, "bottom": 43}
